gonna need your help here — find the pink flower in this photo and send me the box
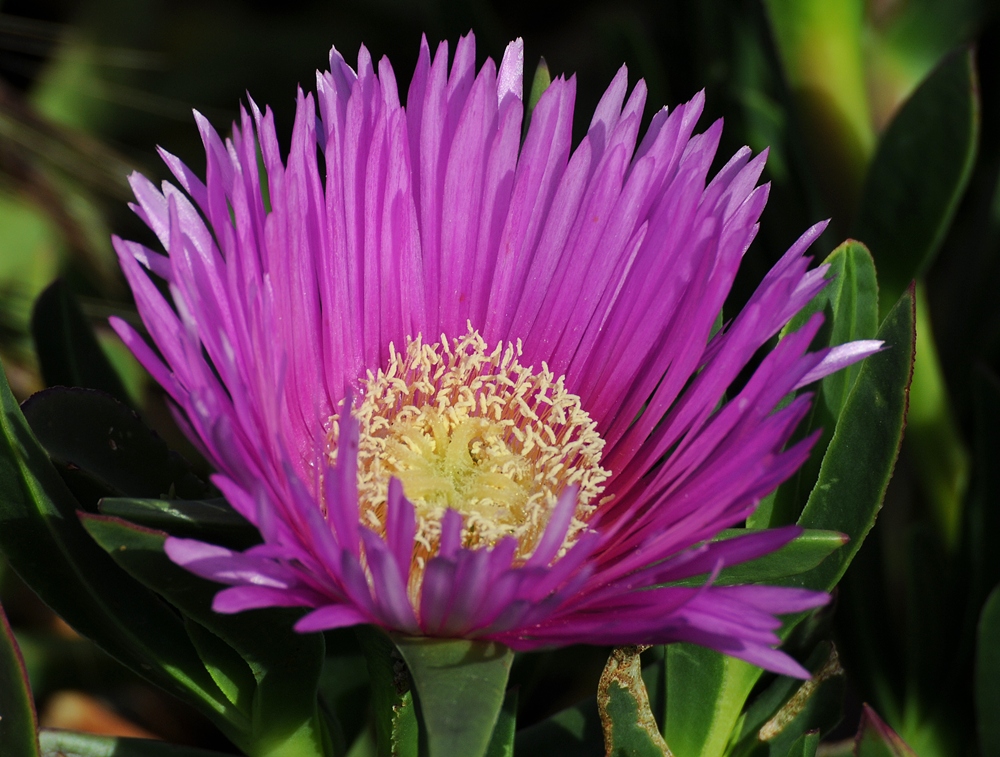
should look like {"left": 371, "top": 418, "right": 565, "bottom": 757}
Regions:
{"left": 113, "top": 34, "right": 880, "bottom": 678}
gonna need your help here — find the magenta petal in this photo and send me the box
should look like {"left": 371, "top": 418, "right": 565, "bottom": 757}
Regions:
{"left": 794, "top": 340, "right": 885, "bottom": 388}
{"left": 295, "top": 604, "right": 371, "bottom": 632}
{"left": 115, "top": 35, "right": 885, "bottom": 679}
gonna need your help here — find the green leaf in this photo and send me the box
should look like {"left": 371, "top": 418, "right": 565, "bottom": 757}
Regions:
{"left": 80, "top": 513, "right": 328, "bottom": 757}
{"left": 392, "top": 691, "right": 419, "bottom": 757}
{"left": 977, "top": 583, "right": 1000, "bottom": 757}
{"left": 665, "top": 646, "right": 757, "bottom": 757}
{"left": 598, "top": 647, "right": 668, "bottom": 757}
{"left": 794, "top": 286, "right": 916, "bottom": 590}
{"left": 484, "top": 687, "right": 518, "bottom": 757}
{"left": 30, "top": 279, "right": 130, "bottom": 403}
{"left": 791, "top": 241, "right": 880, "bottom": 419}
{"left": 392, "top": 636, "right": 514, "bottom": 757}
{"left": 0, "top": 601, "right": 40, "bottom": 757}
{"left": 0, "top": 358, "right": 242, "bottom": 735}
{"left": 752, "top": 240, "right": 879, "bottom": 528}
{"left": 99, "top": 496, "right": 260, "bottom": 549}
{"left": 852, "top": 48, "right": 979, "bottom": 318}
{"left": 38, "top": 729, "right": 233, "bottom": 757}
{"left": 669, "top": 529, "right": 847, "bottom": 587}
{"left": 855, "top": 705, "right": 918, "bottom": 757}
{"left": 21, "top": 387, "right": 209, "bottom": 507}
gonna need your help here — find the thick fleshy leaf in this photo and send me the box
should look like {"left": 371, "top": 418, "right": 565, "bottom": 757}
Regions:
{"left": 669, "top": 529, "right": 847, "bottom": 587}
{"left": 598, "top": 646, "right": 668, "bottom": 757}
{"left": 21, "top": 388, "right": 209, "bottom": 508}
{"left": 0, "top": 601, "right": 40, "bottom": 757}
{"left": 30, "top": 278, "right": 130, "bottom": 404}
{"left": 0, "top": 360, "right": 242, "bottom": 735}
{"left": 99, "top": 497, "right": 260, "bottom": 549}
{"left": 80, "top": 513, "right": 328, "bottom": 757}
{"left": 392, "top": 636, "right": 514, "bottom": 757}
{"left": 852, "top": 48, "right": 979, "bottom": 317}
{"left": 793, "top": 286, "right": 915, "bottom": 589}
{"left": 977, "top": 583, "right": 1000, "bottom": 757}
{"left": 855, "top": 705, "right": 918, "bottom": 757}
{"left": 38, "top": 729, "right": 233, "bottom": 757}
{"left": 665, "top": 647, "right": 756, "bottom": 757}
{"left": 663, "top": 289, "right": 915, "bottom": 757}
{"left": 751, "top": 240, "right": 879, "bottom": 528}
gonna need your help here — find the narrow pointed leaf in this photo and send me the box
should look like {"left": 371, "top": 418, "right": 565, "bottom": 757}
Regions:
{"left": 794, "top": 286, "right": 915, "bottom": 589}
{"left": 31, "top": 279, "right": 130, "bottom": 403}
{"left": 0, "top": 602, "right": 40, "bottom": 757}
{"left": 0, "top": 360, "right": 241, "bottom": 733}
{"left": 853, "top": 48, "right": 979, "bottom": 317}
{"left": 392, "top": 636, "right": 513, "bottom": 757}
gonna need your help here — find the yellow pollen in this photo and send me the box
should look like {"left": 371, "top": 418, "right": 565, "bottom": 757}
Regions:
{"left": 327, "top": 327, "right": 610, "bottom": 597}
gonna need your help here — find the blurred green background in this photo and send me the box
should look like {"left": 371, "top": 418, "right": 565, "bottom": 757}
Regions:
{"left": 1, "top": 1, "right": 1000, "bottom": 755}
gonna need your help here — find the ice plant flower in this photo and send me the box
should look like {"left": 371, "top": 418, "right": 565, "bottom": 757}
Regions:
{"left": 112, "top": 34, "right": 881, "bottom": 678}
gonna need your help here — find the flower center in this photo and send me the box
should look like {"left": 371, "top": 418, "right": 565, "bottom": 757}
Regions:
{"left": 328, "top": 327, "right": 609, "bottom": 577}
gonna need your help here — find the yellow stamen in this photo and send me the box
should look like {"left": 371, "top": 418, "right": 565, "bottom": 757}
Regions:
{"left": 328, "top": 326, "right": 609, "bottom": 598}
